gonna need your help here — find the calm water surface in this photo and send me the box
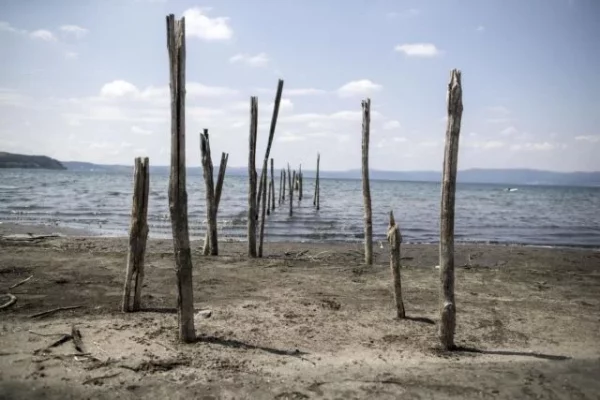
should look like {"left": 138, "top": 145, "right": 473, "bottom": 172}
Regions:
{"left": 1, "top": 169, "right": 599, "bottom": 247}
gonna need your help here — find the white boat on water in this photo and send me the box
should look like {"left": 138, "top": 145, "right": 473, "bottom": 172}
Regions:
{"left": 505, "top": 188, "right": 519, "bottom": 192}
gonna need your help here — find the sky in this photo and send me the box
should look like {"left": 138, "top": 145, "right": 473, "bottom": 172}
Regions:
{"left": 0, "top": 0, "right": 598, "bottom": 172}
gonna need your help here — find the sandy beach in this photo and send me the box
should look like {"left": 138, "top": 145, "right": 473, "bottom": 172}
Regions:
{"left": 1, "top": 223, "right": 599, "bottom": 399}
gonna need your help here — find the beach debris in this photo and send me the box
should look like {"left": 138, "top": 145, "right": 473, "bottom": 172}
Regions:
{"left": 29, "top": 305, "right": 83, "bottom": 319}
{"left": 361, "top": 99, "right": 373, "bottom": 266}
{"left": 71, "top": 325, "right": 85, "bottom": 353}
{"left": 0, "top": 293, "right": 17, "bottom": 310}
{"left": 9, "top": 275, "right": 33, "bottom": 289}
{"left": 195, "top": 309, "right": 212, "bottom": 319}
{"left": 122, "top": 157, "right": 149, "bottom": 312}
{"left": 82, "top": 372, "right": 121, "bottom": 385}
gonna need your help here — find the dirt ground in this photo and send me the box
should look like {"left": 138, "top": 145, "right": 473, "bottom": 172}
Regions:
{"left": 1, "top": 224, "right": 600, "bottom": 399}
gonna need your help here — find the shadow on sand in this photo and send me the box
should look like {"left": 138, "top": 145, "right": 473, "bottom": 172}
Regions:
{"left": 455, "top": 346, "right": 571, "bottom": 361}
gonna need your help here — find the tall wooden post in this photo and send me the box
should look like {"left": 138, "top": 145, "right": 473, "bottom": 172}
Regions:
{"left": 270, "top": 158, "right": 275, "bottom": 212}
{"left": 440, "top": 69, "right": 463, "bottom": 351}
{"left": 248, "top": 97, "right": 258, "bottom": 258}
{"left": 313, "top": 153, "right": 320, "bottom": 210}
{"left": 298, "top": 165, "right": 303, "bottom": 201}
{"left": 200, "top": 129, "right": 218, "bottom": 256}
{"left": 166, "top": 14, "right": 195, "bottom": 343}
{"left": 362, "top": 99, "right": 373, "bottom": 266}
{"left": 287, "top": 163, "right": 293, "bottom": 216}
{"left": 203, "top": 151, "right": 228, "bottom": 256}
{"left": 122, "top": 157, "right": 150, "bottom": 312}
{"left": 282, "top": 169, "right": 286, "bottom": 202}
{"left": 387, "top": 211, "right": 405, "bottom": 319}
{"left": 267, "top": 176, "right": 272, "bottom": 216}
{"left": 279, "top": 169, "right": 283, "bottom": 205}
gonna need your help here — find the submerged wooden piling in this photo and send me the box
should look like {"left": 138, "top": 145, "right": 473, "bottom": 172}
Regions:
{"left": 203, "top": 151, "right": 228, "bottom": 256}
{"left": 248, "top": 97, "right": 258, "bottom": 258}
{"left": 387, "top": 211, "right": 405, "bottom": 319}
{"left": 314, "top": 153, "right": 320, "bottom": 210}
{"left": 440, "top": 69, "right": 463, "bottom": 351}
{"left": 288, "top": 164, "right": 293, "bottom": 216}
{"left": 362, "top": 99, "right": 373, "bottom": 266}
{"left": 270, "top": 158, "right": 275, "bottom": 212}
{"left": 200, "top": 129, "right": 218, "bottom": 256}
{"left": 122, "top": 157, "right": 150, "bottom": 312}
{"left": 166, "top": 14, "right": 195, "bottom": 342}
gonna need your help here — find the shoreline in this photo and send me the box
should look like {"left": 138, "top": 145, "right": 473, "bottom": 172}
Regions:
{"left": 1, "top": 221, "right": 598, "bottom": 251}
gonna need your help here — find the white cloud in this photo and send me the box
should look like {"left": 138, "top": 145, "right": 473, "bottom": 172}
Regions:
{"left": 500, "top": 126, "right": 518, "bottom": 136}
{"left": 394, "top": 43, "right": 441, "bottom": 57}
{"left": 131, "top": 126, "right": 153, "bottom": 135}
{"left": 0, "top": 88, "right": 31, "bottom": 107}
{"left": 287, "top": 88, "right": 327, "bottom": 96}
{"left": 187, "top": 82, "right": 239, "bottom": 97}
{"left": 100, "top": 80, "right": 139, "bottom": 98}
{"left": 269, "top": 98, "right": 294, "bottom": 112}
{"left": 383, "top": 120, "right": 401, "bottom": 130}
{"left": 183, "top": 8, "right": 233, "bottom": 41}
{"left": 510, "top": 142, "right": 559, "bottom": 151}
{"left": 469, "top": 140, "right": 505, "bottom": 149}
{"left": 476, "top": 25, "right": 485, "bottom": 32}
{"left": 0, "top": 21, "right": 26, "bottom": 35}
{"left": 65, "top": 51, "right": 79, "bottom": 60}
{"left": 60, "top": 25, "right": 88, "bottom": 38}
{"left": 575, "top": 135, "right": 600, "bottom": 143}
{"left": 337, "top": 79, "right": 382, "bottom": 98}
{"left": 98, "top": 80, "right": 238, "bottom": 101}
{"left": 30, "top": 29, "right": 57, "bottom": 41}
{"left": 278, "top": 131, "right": 305, "bottom": 143}
{"left": 229, "top": 53, "right": 269, "bottom": 67}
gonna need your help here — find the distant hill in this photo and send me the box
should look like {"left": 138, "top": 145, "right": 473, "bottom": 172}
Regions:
{"left": 0, "top": 152, "right": 65, "bottom": 170}
{"left": 59, "top": 161, "right": 600, "bottom": 187}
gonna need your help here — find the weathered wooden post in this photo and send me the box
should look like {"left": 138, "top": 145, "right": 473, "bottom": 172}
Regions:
{"left": 287, "top": 163, "right": 293, "bottom": 216}
{"left": 166, "top": 14, "right": 195, "bottom": 342}
{"left": 313, "top": 153, "right": 320, "bottom": 210}
{"left": 203, "top": 151, "right": 228, "bottom": 256}
{"left": 298, "top": 165, "right": 303, "bottom": 201}
{"left": 122, "top": 157, "right": 150, "bottom": 312}
{"left": 279, "top": 169, "right": 283, "bottom": 205}
{"left": 270, "top": 158, "right": 275, "bottom": 212}
{"left": 200, "top": 129, "right": 218, "bottom": 256}
{"left": 440, "top": 69, "right": 463, "bottom": 351}
{"left": 282, "top": 169, "right": 286, "bottom": 202}
{"left": 248, "top": 97, "right": 258, "bottom": 258}
{"left": 387, "top": 211, "right": 405, "bottom": 319}
{"left": 362, "top": 99, "right": 373, "bottom": 266}
{"left": 267, "top": 176, "right": 272, "bottom": 216}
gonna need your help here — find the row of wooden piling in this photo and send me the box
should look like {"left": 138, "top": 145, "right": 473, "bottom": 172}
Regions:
{"left": 122, "top": 13, "right": 463, "bottom": 351}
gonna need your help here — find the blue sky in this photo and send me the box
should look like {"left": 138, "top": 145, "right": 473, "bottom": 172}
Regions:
{"left": 0, "top": 0, "right": 598, "bottom": 171}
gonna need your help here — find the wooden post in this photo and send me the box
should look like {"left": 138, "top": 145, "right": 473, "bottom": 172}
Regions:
{"left": 203, "top": 151, "right": 228, "bottom": 256}
{"left": 256, "top": 79, "right": 284, "bottom": 221}
{"left": 282, "top": 169, "right": 286, "bottom": 202}
{"left": 200, "top": 129, "right": 218, "bottom": 256}
{"left": 313, "top": 153, "right": 320, "bottom": 210}
{"left": 298, "top": 165, "right": 303, "bottom": 201}
{"left": 387, "top": 211, "right": 405, "bottom": 319}
{"left": 362, "top": 99, "right": 373, "bottom": 266}
{"left": 258, "top": 167, "right": 268, "bottom": 257}
{"left": 287, "top": 163, "right": 293, "bottom": 216}
{"left": 166, "top": 14, "right": 195, "bottom": 343}
{"left": 278, "top": 169, "right": 283, "bottom": 205}
{"left": 248, "top": 96, "right": 258, "bottom": 258}
{"left": 440, "top": 69, "right": 463, "bottom": 351}
{"left": 267, "top": 175, "right": 272, "bottom": 216}
{"left": 270, "top": 158, "right": 275, "bottom": 212}
{"left": 122, "top": 157, "right": 150, "bottom": 312}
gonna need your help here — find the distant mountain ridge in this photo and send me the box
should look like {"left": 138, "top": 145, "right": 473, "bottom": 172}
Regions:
{"left": 0, "top": 152, "right": 65, "bottom": 170}
{"left": 60, "top": 161, "right": 600, "bottom": 187}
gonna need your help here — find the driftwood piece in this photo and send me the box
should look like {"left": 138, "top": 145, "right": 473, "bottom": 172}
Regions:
{"left": 71, "top": 325, "right": 85, "bottom": 353}
{"left": 122, "top": 157, "right": 150, "bottom": 312}
{"left": 248, "top": 96, "right": 258, "bottom": 257}
{"left": 30, "top": 305, "right": 82, "bottom": 319}
{"left": 439, "top": 69, "right": 463, "bottom": 351}
{"left": 387, "top": 211, "right": 406, "bottom": 319}
{"left": 166, "top": 13, "right": 196, "bottom": 343}
{"left": 0, "top": 293, "right": 17, "bottom": 310}
{"left": 270, "top": 158, "right": 275, "bottom": 212}
{"left": 288, "top": 164, "right": 294, "bottom": 216}
{"left": 10, "top": 275, "right": 32, "bottom": 289}
{"left": 200, "top": 129, "right": 218, "bottom": 256}
{"left": 203, "top": 152, "right": 229, "bottom": 255}
{"left": 362, "top": 99, "right": 373, "bottom": 266}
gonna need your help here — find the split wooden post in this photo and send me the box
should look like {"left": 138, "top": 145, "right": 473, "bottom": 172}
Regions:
{"left": 270, "top": 158, "right": 275, "bottom": 212}
{"left": 287, "top": 163, "right": 293, "bottom": 216}
{"left": 122, "top": 157, "right": 150, "bottom": 312}
{"left": 257, "top": 80, "right": 284, "bottom": 257}
{"left": 200, "top": 129, "right": 218, "bottom": 256}
{"left": 203, "top": 151, "right": 228, "bottom": 256}
{"left": 166, "top": 14, "right": 195, "bottom": 343}
{"left": 440, "top": 69, "right": 463, "bottom": 351}
{"left": 362, "top": 99, "right": 373, "bottom": 266}
{"left": 248, "top": 97, "right": 258, "bottom": 258}
{"left": 313, "top": 153, "right": 320, "bottom": 210}
{"left": 387, "top": 211, "right": 405, "bottom": 319}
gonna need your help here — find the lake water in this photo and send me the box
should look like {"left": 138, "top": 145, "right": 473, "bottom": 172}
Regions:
{"left": 1, "top": 169, "right": 599, "bottom": 248}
